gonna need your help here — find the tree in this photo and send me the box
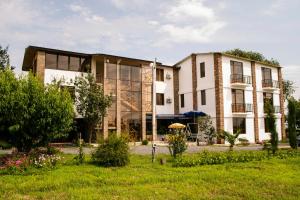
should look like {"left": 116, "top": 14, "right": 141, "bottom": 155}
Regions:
{"left": 224, "top": 49, "right": 280, "bottom": 66}
{"left": 265, "top": 100, "right": 278, "bottom": 154}
{"left": 219, "top": 130, "right": 240, "bottom": 151}
{"left": 198, "top": 115, "right": 216, "bottom": 145}
{"left": 74, "top": 73, "right": 112, "bottom": 144}
{"left": 0, "top": 45, "right": 10, "bottom": 70}
{"left": 0, "top": 69, "right": 74, "bottom": 152}
{"left": 283, "top": 80, "right": 295, "bottom": 101}
{"left": 288, "top": 98, "right": 297, "bottom": 149}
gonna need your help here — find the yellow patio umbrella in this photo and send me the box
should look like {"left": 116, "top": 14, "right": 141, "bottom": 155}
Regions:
{"left": 168, "top": 123, "right": 186, "bottom": 129}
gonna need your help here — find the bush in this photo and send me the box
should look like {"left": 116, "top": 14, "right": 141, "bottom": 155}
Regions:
{"left": 0, "top": 140, "right": 12, "bottom": 149}
{"left": 238, "top": 138, "right": 250, "bottom": 146}
{"left": 28, "top": 147, "right": 62, "bottom": 168}
{"left": 142, "top": 140, "right": 149, "bottom": 145}
{"left": 91, "top": 134, "right": 129, "bottom": 167}
{"left": 173, "top": 150, "right": 300, "bottom": 167}
{"left": 0, "top": 154, "right": 29, "bottom": 174}
{"left": 167, "top": 131, "right": 187, "bottom": 158}
{"left": 218, "top": 130, "right": 240, "bottom": 150}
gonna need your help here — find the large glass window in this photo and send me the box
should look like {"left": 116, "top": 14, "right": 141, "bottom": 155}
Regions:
{"left": 106, "top": 63, "right": 117, "bottom": 79}
{"left": 57, "top": 55, "right": 69, "bottom": 70}
{"left": 45, "top": 53, "right": 57, "bottom": 69}
{"left": 233, "top": 118, "right": 246, "bottom": 134}
{"left": 69, "top": 56, "right": 80, "bottom": 71}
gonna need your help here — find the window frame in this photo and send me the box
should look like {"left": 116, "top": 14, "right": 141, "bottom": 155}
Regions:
{"left": 201, "top": 90, "right": 206, "bottom": 105}
{"left": 233, "top": 117, "right": 246, "bottom": 134}
{"left": 156, "top": 93, "right": 165, "bottom": 106}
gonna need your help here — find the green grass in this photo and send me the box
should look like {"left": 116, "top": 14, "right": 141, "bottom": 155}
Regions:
{"left": 1, "top": 154, "right": 300, "bottom": 200}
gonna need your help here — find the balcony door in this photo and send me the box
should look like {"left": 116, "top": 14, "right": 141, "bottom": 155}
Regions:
{"left": 262, "top": 67, "right": 272, "bottom": 87}
{"left": 232, "top": 89, "right": 244, "bottom": 112}
{"left": 231, "top": 61, "right": 243, "bottom": 83}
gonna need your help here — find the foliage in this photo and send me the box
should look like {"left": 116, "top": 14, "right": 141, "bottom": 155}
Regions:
{"left": 265, "top": 100, "right": 278, "bottom": 154}
{"left": 91, "top": 134, "right": 129, "bottom": 167}
{"left": 288, "top": 98, "right": 297, "bottom": 149}
{"left": 283, "top": 80, "right": 295, "bottom": 101}
{"left": 74, "top": 136, "right": 85, "bottom": 165}
{"left": 0, "top": 69, "right": 74, "bottom": 152}
{"left": 167, "top": 130, "right": 187, "bottom": 158}
{"left": 224, "top": 48, "right": 280, "bottom": 66}
{"left": 198, "top": 115, "right": 216, "bottom": 145}
{"left": 173, "top": 150, "right": 300, "bottom": 167}
{"left": 0, "top": 140, "right": 12, "bottom": 149}
{"left": 28, "top": 147, "right": 62, "bottom": 168}
{"left": 218, "top": 130, "right": 240, "bottom": 150}
{"left": 0, "top": 45, "right": 9, "bottom": 70}
{"left": 74, "top": 73, "right": 112, "bottom": 143}
{"left": 0, "top": 154, "right": 29, "bottom": 174}
{"left": 142, "top": 139, "right": 149, "bottom": 145}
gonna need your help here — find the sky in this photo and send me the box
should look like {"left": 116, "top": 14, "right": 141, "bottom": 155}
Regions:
{"left": 1, "top": 0, "right": 300, "bottom": 98}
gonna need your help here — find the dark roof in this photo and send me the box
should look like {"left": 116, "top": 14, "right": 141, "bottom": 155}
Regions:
{"left": 22, "top": 46, "right": 172, "bottom": 71}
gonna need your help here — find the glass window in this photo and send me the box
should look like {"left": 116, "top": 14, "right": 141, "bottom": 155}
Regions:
{"left": 156, "top": 68, "right": 164, "bottom": 82}
{"left": 231, "top": 61, "right": 243, "bottom": 75}
{"left": 233, "top": 118, "right": 246, "bottom": 134}
{"left": 131, "top": 66, "right": 141, "bottom": 82}
{"left": 108, "top": 110, "right": 116, "bottom": 128}
{"left": 132, "top": 92, "right": 141, "bottom": 111}
{"left": 264, "top": 118, "right": 270, "bottom": 133}
{"left": 121, "top": 80, "right": 131, "bottom": 91}
{"left": 180, "top": 94, "right": 184, "bottom": 108}
{"left": 131, "top": 82, "right": 141, "bottom": 92}
{"left": 69, "top": 56, "right": 80, "bottom": 71}
{"left": 121, "top": 91, "right": 131, "bottom": 112}
{"left": 262, "top": 67, "right": 272, "bottom": 80}
{"left": 232, "top": 89, "right": 244, "bottom": 104}
{"left": 156, "top": 93, "right": 164, "bottom": 105}
{"left": 201, "top": 90, "right": 206, "bottom": 105}
{"left": 57, "top": 55, "right": 69, "bottom": 70}
{"left": 200, "top": 62, "right": 205, "bottom": 78}
{"left": 45, "top": 53, "right": 57, "bottom": 69}
{"left": 106, "top": 63, "right": 117, "bottom": 79}
{"left": 120, "top": 65, "right": 131, "bottom": 81}
{"left": 81, "top": 57, "right": 91, "bottom": 72}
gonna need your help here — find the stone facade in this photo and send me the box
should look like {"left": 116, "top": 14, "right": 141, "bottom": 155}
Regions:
{"left": 173, "top": 67, "right": 180, "bottom": 114}
{"left": 36, "top": 51, "right": 45, "bottom": 81}
{"left": 251, "top": 61, "right": 259, "bottom": 143}
{"left": 213, "top": 53, "right": 224, "bottom": 144}
{"left": 191, "top": 54, "right": 198, "bottom": 111}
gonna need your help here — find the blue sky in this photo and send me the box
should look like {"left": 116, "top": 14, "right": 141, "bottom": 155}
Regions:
{"left": 1, "top": 0, "right": 300, "bottom": 97}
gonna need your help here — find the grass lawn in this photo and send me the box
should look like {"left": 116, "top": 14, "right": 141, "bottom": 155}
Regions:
{"left": 0, "top": 154, "right": 300, "bottom": 200}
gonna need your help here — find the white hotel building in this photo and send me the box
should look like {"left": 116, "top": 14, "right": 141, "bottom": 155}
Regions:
{"left": 22, "top": 46, "right": 285, "bottom": 143}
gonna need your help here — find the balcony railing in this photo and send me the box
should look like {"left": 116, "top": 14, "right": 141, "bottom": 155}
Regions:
{"left": 232, "top": 103, "right": 253, "bottom": 113}
{"left": 264, "top": 105, "right": 281, "bottom": 113}
{"left": 262, "top": 79, "right": 279, "bottom": 88}
{"left": 231, "top": 74, "right": 252, "bottom": 84}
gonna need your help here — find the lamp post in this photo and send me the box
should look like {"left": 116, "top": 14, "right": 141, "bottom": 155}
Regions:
{"left": 151, "top": 58, "right": 157, "bottom": 141}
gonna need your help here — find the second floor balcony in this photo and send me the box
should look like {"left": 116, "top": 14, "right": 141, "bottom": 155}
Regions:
{"left": 230, "top": 74, "right": 252, "bottom": 87}
{"left": 232, "top": 103, "right": 253, "bottom": 113}
{"left": 262, "top": 79, "right": 279, "bottom": 90}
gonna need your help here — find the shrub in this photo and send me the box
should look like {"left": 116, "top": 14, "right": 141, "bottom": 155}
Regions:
{"left": 288, "top": 99, "right": 297, "bottom": 149}
{"left": 167, "top": 131, "right": 187, "bottom": 158}
{"left": 142, "top": 140, "right": 149, "bottom": 145}
{"left": 0, "top": 154, "right": 29, "bottom": 174}
{"left": 74, "top": 140, "right": 85, "bottom": 165}
{"left": 198, "top": 115, "right": 216, "bottom": 145}
{"left": 28, "top": 147, "right": 62, "bottom": 168}
{"left": 218, "top": 130, "right": 240, "bottom": 150}
{"left": 0, "top": 140, "right": 12, "bottom": 149}
{"left": 173, "top": 150, "right": 300, "bottom": 167}
{"left": 91, "top": 134, "right": 129, "bottom": 167}
{"left": 238, "top": 138, "right": 250, "bottom": 146}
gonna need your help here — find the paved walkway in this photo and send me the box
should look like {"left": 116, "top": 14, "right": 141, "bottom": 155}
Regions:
{"left": 0, "top": 143, "right": 291, "bottom": 155}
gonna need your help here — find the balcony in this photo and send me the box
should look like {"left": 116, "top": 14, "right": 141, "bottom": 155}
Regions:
{"left": 262, "top": 79, "right": 279, "bottom": 91}
{"left": 232, "top": 103, "right": 253, "bottom": 113}
{"left": 264, "top": 105, "right": 281, "bottom": 114}
{"left": 230, "top": 74, "right": 252, "bottom": 88}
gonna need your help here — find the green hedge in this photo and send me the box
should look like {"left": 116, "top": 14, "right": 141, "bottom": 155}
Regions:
{"left": 173, "top": 150, "right": 300, "bottom": 167}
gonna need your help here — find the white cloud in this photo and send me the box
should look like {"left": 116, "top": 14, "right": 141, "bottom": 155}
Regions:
{"left": 156, "top": 0, "right": 226, "bottom": 43}
{"left": 263, "top": 0, "right": 285, "bottom": 16}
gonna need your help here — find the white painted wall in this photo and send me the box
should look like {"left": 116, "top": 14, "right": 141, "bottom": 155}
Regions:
{"left": 177, "top": 57, "right": 193, "bottom": 113}
{"left": 196, "top": 54, "right": 216, "bottom": 118}
{"left": 155, "top": 67, "right": 174, "bottom": 115}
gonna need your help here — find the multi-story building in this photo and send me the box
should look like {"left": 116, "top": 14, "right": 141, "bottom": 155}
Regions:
{"left": 22, "top": 46, "right": 285, "bottom": 143}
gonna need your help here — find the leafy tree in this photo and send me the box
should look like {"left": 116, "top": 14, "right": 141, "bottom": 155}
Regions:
{"left": 224, "top": 49, "right": 280, "bottom": 66}
{"left": 0, "top": 69, "right": 74, "bottom": 152}
{"left": 0, "top": 45, "right": 10, "bottom": 70}
{"left": 74, "top": 73, "right": 112, "bottom": 144}
{"left": 219, "top": 130, "right": 240, "bottom": 151}
{"left": 288, "top": 98, "right": 297, "bottom": 149}
{"left": 198, "top": 115, "right": 216, "bottom": 145}
{"left": 265, "top": 100, "right": 278, "bottom": 154}
{"left": 167, "top": 129, "right": 187, "bottom": 158}
{"left": 283, "top": 80, "right": 295, "bottom": 101}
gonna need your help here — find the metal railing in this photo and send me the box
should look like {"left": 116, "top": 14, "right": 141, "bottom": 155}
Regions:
{"left": 262, "top": 79, "right": 279, "bottom": 88}
{"left": 232, "top": 103, "right": 253, "bottom": 113}
{"left": 230, "top": 74, "right": 252, "bottom": 84}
